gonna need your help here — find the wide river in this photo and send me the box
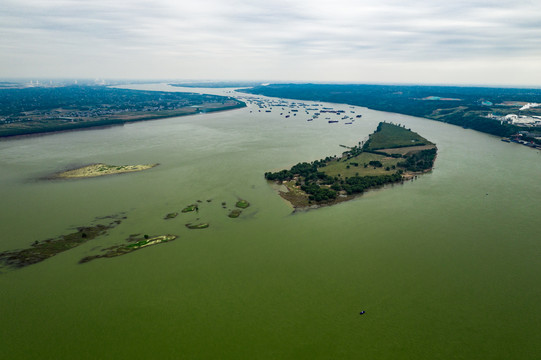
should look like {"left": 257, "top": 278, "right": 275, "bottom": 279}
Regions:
{"left": 1, "top": 84, "right": 540, "bottom": 359}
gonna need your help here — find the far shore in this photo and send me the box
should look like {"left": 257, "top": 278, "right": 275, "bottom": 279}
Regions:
{"left": 0, "top": 102, "right": 245, "bottom": 140}
{"left": 50, "top": 163, "right": 159, "bottom": 179}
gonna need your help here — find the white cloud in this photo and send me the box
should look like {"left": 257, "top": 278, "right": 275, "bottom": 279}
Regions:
{"left": 1, "top": 0, "right": 540, "bottom": 85}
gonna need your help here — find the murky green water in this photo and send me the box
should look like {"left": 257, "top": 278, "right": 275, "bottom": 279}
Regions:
{"left": 1, "top": 84, "right": 540, "bottom": 359}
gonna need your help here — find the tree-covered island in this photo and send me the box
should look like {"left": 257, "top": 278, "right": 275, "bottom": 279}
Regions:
{"left": 265, "top": 122, "right": 437, "bottom": 209}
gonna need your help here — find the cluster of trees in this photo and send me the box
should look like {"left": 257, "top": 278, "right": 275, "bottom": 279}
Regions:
{"left": 368, "top": 160, "right": 383, "bottom": 168}
{"left": 265, "top": 160, "right": 405, "bottom": 203}
{"left": 265, "top": 161, "right": 340, "bottom": 202}
{"left": 265, "top": 162, "right": 318, "bottom": 182}
{"left": 339, "top": 173, "right": 403, "bottom": 195}
{"left": 397, "top": 148, "right": 437, "bottom": 172}
{"left": 264, "top": 160, "right": 332, "bottom": 182}
{"left": 301, "top": 183, "right": 337, "bottom": 202}
{"left": 303, "top": 172, "right": 404, "bottom": 201}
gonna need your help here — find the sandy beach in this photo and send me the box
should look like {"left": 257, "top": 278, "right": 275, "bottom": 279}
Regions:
{"left": 54, "top": 163, "right": 158, "bottom": 179}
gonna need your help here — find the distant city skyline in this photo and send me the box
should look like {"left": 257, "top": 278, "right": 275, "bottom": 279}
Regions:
{"left": 2, "top": 0, "right": 541, "bottom": 87}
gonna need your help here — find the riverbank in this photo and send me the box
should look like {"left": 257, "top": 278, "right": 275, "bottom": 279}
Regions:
{"left": 0, "top": 85, "right": 246, "bottom": 139}
{"left": 241, "top": 83, "right": 541, "bottom": 140}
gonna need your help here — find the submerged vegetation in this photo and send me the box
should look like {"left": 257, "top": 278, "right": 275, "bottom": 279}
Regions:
{"left": 0, "top": 215, "right": 125, "bottom": 270}
{"left": 1, "top": 194, "right": 253, "bottom": 270}
{"left": 185, "top": 223, "right": 210, "bottom": 229}
{"left": 164, "top": 212, "right": 178, "bottom": 219}
{"left": 228, "top": 209, "right": 242, "bottom": 218}
{"left": 265, "top": 122, "right": 437, "bottom": 209}
{"left": 79, "top": 235, "right": 177, "bottom": 263}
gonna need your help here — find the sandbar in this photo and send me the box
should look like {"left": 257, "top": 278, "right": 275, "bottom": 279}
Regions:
{"left": 53, "top": 163, "right": 158, "bottom": 179}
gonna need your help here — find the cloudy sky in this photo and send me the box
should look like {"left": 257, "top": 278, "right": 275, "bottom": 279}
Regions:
{"left": 2, "top": 0, "right": 541, "bottom": 86}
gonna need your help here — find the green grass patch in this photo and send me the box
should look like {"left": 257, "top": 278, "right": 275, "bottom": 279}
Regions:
{"left": 181, "top": 204, "right": 198, "bottom": 213}
{"left": 322, "top": 152, "right": 401, "bottom": 178}
{"left": 235, "top": 200, "right": 250, "bottom": 209}
{"left": 363, "top": 122, "right": 432, "bottom": 150}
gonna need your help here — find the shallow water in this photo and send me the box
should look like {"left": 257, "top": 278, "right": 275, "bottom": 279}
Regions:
{"left": 1, "top": 84, "right": 540, "bottom": 359}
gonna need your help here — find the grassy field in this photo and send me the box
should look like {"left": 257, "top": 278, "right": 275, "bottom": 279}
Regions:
{"left": 378, "top": 144, "right": 436, "bottom": 156}
{"left": 322, "top": 152, "right": 401, "bottom": 178}
{"left": 363, "top": 122, "right": 433, "bottom": 150}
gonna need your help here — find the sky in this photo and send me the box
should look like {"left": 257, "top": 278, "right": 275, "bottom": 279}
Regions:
{"left": 2, "top": 0, "right": 541, "bottom": 86}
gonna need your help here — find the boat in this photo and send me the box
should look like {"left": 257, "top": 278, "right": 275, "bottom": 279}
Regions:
{"left": 328, "top": 120, "right": 338, "bottom": 123}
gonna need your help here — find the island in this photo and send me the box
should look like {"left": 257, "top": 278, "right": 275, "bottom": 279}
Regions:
{"left": 265, "top": 122, "right": 437, "bottom": 210}
{"left": 52, "top": 163, "right": 158, "bottom": 179}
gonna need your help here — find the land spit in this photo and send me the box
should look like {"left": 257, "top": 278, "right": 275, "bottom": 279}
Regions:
{"left": 52, "top": 163, "right": 159, "bottom": 179}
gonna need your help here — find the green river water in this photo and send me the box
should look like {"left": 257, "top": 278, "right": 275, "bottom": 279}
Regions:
{"left": 1, "top": 84, "right": 540, "bottom": 359}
